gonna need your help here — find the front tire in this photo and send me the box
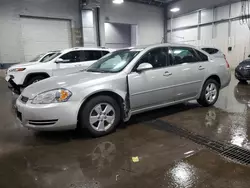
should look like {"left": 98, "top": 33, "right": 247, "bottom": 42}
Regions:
{"left": 197, "top": 79, "right": 219, "bottom": 107}
{"left": 78, "top": 95, "right": 121, "bottom": 137}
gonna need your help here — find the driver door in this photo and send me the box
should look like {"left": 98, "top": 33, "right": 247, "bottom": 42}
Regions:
{"left": 128, "top": 47, "right": 177, "bottom": 111}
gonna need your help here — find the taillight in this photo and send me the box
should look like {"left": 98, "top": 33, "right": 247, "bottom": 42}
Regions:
{"left": 224, "top": 54, "right": 230, "bottom": 68}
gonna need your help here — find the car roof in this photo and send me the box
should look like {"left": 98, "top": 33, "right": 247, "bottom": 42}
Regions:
{"left": 60, "top": 47, "right": 114, "bottom": 54}
{"left": 120, "top": 43, "right": 202, "bottom": 51}
{"left": 46, "top": 50, "right": 60, "bottom": 54}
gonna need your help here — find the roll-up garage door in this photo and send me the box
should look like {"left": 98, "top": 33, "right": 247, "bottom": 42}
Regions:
{"left": 20, "top": 17, "right": 72, "bottom": 61}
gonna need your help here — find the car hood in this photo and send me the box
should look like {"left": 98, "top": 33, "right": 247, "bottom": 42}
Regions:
{"left": 9, "top": 62, "right": 39, "bottom": 69}
{"left": 22, "top": 71, "right": 115, "bottom": 99}
{"left": 239, "top": 59, "right": 250, "bottom": 66}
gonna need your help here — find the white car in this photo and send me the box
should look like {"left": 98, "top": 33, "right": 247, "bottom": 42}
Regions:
{"left": 5, "top": 47, "right": 112, "bottom": 94}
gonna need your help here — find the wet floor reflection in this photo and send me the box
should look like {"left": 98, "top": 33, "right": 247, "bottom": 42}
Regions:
{"left": 161, "top": 79, "right": 250, "bottom": 151}
{"left": 162, "top": 150, "right": 250, "bottom": 188}
{"left": 0, "top": 139, "right": 125, "bottom": 188}
{"left": 167, "top": 162, "right": 197, "bottom": 188}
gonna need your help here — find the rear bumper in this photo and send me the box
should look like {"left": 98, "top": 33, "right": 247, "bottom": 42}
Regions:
{"left": 221, "top": 69, "right": 231, "bottom": 89}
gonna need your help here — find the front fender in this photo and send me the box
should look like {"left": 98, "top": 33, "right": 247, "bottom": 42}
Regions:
{"left": 74, "top": 79, "right": 128, "bottom": 113}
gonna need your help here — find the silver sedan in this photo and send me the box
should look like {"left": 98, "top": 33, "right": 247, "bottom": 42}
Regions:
{"left": 16, "top": 43, "right": 231, "bottom": 137}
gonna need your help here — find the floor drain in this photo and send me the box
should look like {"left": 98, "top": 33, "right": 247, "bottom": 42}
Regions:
{"left": 150, "top": 119, "right": 250, "bottom": 165}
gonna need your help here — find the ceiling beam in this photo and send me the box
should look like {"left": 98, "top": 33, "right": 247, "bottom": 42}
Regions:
{"left": 125, "top": 0, "right": 166, "bottom": 6}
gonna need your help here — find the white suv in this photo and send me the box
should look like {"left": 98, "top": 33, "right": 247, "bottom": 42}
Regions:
{"left": 5, "top": 47, "right": 112, "bottom": 94}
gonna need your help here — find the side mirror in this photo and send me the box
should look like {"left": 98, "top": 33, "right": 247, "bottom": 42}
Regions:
{"left": 136, "top": 63, "right": 153, "bottom": 72}
{"left": 55, "top": 58, "right": 70, "bottom": 63}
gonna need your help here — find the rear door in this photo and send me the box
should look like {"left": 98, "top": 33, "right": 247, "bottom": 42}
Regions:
{"left": 128, "top": 47, "right": 177, "bottom": 111}
{"left": 169, "top": 47, "right": 209, "bottom": 101}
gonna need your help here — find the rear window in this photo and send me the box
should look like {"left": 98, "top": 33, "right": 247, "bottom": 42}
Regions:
{"left": 195, "top": 50, "right": 208, "bottom": 61}
{"left": 202, "top": 48, "right": 219, "bottom": 55}
{"left": 83, "top": 50, "right": 102, "bottom": 61}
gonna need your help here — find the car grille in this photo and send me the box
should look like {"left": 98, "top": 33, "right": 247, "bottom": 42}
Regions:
{"left": 20, "top": 96, "right": 29, "bottom": 103}
{"left": 28, "top": 119, "right": 58, "bottom": 126}
{"left": 238, "top": 69, "right": 250, "bottom": 77}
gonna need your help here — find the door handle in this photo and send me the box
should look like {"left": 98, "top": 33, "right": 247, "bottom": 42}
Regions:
{"left": 163, "top": 71, "right": 172, "bottom": 77}
{"left": 198, "top": 66, "right": 205, "bottom": 70}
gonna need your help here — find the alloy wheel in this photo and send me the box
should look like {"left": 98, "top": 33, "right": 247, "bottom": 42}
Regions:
{"left": 89, "top": 103, "right": 115, "bottom": 132}
{"left": 205, "top": 83, "right": 217, "bottom": 103}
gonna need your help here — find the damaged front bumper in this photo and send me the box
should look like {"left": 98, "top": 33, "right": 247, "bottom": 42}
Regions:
{"left": 5, "top": 75, "right": 21, "bottom": 95}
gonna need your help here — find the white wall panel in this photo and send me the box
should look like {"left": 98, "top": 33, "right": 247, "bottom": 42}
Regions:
{"left": 200, "top": 25, "right": 213, "bottom": 41}
{"left": 131, "top": 25, "right": 138, "bottom": 46}
{"left": 168, "top": 0, "right": 239, "bottom": 18}
{"left": 215, "top": 5, "right": 229, "bottom": 21}
{"left": 171, "top": 28, "right": 198, "bottom": 43}
{"left": 228, "top": 21, "right": 250, "bottom": 67}
{"left": 0, "top": 0, "right": 81, "bottom": 64}
{"left": 215, "top": 22, "right": 228, "bottom": 39}
{"left": 100, "top": 0, "right": 163, "bottom": 46}
{"left": 166, "top": 1, "right": 248, "bottom": 68}
{"left": 214, "top": 23, "right": 228, "bottom": 54}
{"left": 104, "top": 23, "right": 131, "bottom": 48}
{"left": 82, "top": 10, "right": 94, "bottom": 28}
{"left": 172, "top": 13, "right": 198, "bottom": 29}
{"left": 231, "top": 2, "right": 241, "bottom": 18}
{"left": 201, "top": 9, "right": 213, "bottom": 24}
{"left": 82, "top": 10, "right": 96, "bottom": 46}
{"left": 20, "top": 17, "right": 72, "bottom": 61}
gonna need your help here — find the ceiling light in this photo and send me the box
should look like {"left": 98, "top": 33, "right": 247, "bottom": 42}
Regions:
{"left": 113, "top": 0, "right": 124, "bottom": 4}
{"left": 170, "top": 7, "right": 180, "bottom": 12}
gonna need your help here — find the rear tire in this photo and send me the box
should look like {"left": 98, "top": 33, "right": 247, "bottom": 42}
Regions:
{"left": 26, "top": 75, "right": 46, "bottom": 86}
{"left": 197, "top": 79, "right": 219, "bottom": 107}
{"left": 78, "top": 95, "right": 121, "bottom": 137}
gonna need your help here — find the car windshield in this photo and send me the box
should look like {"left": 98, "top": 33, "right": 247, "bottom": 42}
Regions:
{"left": 30, "top": 54, "right": 45, "bottom": 62}
{"left": 40, "top": 52, "right": 61, "bottom": 63}
{"left": 87, "top": 49, "right": 141, "bottom": 73}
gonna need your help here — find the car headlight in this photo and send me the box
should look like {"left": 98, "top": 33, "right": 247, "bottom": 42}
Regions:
{"left": 9, "top": 68, "right": 26, "bottom": 72}
{"left": 32, "top": 89, "right": 72, "bottom": 104}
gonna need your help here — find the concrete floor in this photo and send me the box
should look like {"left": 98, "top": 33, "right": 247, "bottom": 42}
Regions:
{"left": 1, "top": 73, "right": 250, "bottom": 188}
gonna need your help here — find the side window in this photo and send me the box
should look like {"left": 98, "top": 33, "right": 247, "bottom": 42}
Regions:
{"left": 136, "top": 47, "right": 168, "bottom": 69}
{"left": 195, "top": 50, "right": 208, "bottom": 61}
{"left": 171, "top": 47, "right": 200, "bottom": 65}
{"left": 83, "top": 50, "right": 102, "bottom": 61}
{"left": 102, "top": 51, "right": 110, "bottom": 56}
{"left": 60, "top": 51, "right": 80, "bottom": 63}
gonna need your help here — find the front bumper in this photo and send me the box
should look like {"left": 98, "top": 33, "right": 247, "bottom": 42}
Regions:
{"left": 16, "top": 97, "right": 79, "bottom": 131}
{"left": 235, "top": 67, "right": 250, "bottom": 80}
{"left": 6, "top": 75, "right": 21, "bottom": 95}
